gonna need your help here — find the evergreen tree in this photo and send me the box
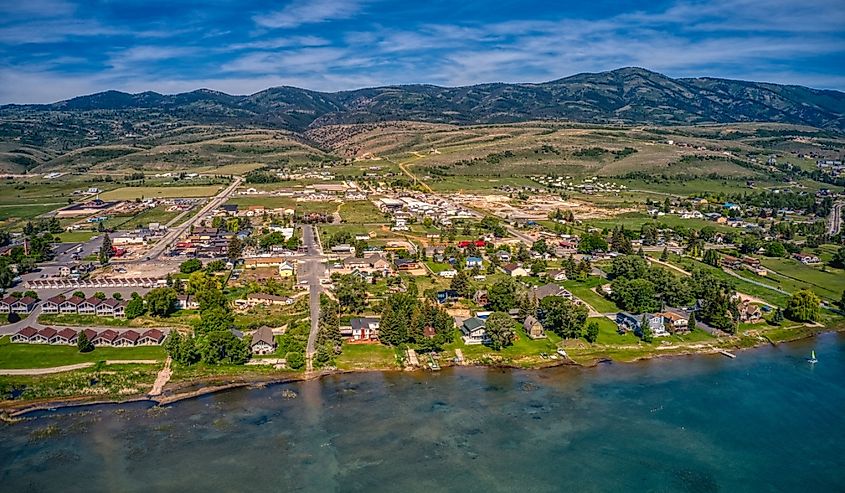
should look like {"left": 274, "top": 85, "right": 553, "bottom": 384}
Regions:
{"left": 77, "top": 330, "right": 94, "bottom": 353}
{"left": 660, "top": 247, "right": 669, "bottom": 261}
{"left": 688, "top": 311, "right": 697, "bottom": 331}
{"left": 99, "top": 233, "right": 113, "bottom": 265}
{"left": 640, "top": 314, "right": 654, "bottom": 342}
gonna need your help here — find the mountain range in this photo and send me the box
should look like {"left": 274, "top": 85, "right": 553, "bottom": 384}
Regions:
{"left": 3, "top": 67, "right": 845, "bottom": 133}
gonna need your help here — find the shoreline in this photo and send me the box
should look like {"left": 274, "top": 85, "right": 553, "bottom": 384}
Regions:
{"left": 2, "top": 324, "right": 841, "bottom": 419}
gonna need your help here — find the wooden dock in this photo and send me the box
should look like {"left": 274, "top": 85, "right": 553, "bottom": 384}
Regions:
{"left": 717, "top": 349, "right": 736, "bottom": 359}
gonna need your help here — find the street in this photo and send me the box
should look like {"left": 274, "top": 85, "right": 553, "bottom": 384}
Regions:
{"left": 298, "top": 224, "right": 326, "bottom": 371}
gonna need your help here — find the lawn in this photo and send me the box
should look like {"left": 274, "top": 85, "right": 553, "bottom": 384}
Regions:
{"left": 759, "top": 257, "right": 845, "bottom": 302}
{"left": 335, "top": 343, "right": 399, "bottom": 370}
{"left": 0, "top": 336, "right": 166, "bottom": 369}
{"left": 563, "top": 277, "right": 619, "bottom": 313}
{"left": 99, "top": 185, "right": 222, "bottom": 200}
{"left": 338, "top": 200, "right": 388, "bottom": 224}
{"left": 55, "top": 230, "right": 100, "bottom": 243}
{"left": 443, "top": 327, "right": 562, "bottom": 367}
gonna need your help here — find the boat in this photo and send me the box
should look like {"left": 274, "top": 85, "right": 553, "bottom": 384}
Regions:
{"left": 808, "top": 350, "right": 818, "bottom": 364}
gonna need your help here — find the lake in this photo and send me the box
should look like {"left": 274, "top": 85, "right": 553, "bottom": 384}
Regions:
{"left": 2, "top": 333, "right": 844, "bottom": 492}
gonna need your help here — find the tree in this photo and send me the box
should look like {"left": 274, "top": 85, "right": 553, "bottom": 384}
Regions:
{"left": 611, "top": 278, "right": 659, "bottom": 313}
{"left": 180, "top": 258, "right": 203, "bottom": 274}
{"left": 205, "top": 259, "right": 226, "bottom": 272}
{"left": 286, "top": 351, "right": 305, "bottom": 370}
{"left": 145, "top": 287, "right": 178, "bottom": 317}
{"left": 200, "top": 330, "right": 250, "bottom": 365}
{"left": 335, "top": 274, "right": 368, "bottom": 313}
{"left": 378, "top": 293, "right": 415, "bottom": 346}
{"left": 688, "top": 311, "right": 697, "bottom": 331}
{"left": 318, "top": 296, "right": 342, "bottom": 355}
{"left": 227, "top": 237, "right": 244, "bottom": 260}
{"left": 178, "top": 334, "right": 200, "bottom": 365}
{"left": 660, "top": 247, "right": 669, "bottom": 261}
{"left": 125, "top": 294, "right": 145, "bottom": 319}
{"left": 640, "top": 314, "right": 654, "bottom": 342}
{"left": 609, "top": 255, "right": 648, "bottom": 280}
{"left": 829, "top": 246, "right": 845, "bottom": 269}
{"left": 785, "top": 289, "right": 820, "bottom": 322}
{"left": 195, "top": 306, "right": 234, "bottom": 334}
{"left": 112, "top": 292, "right": 123, "bottom": 301}
{"left": 839, "top": 290, "right": 845, "bottom": 312}
{"left": 93, "top": 291, "right": 107, "bottom": 300}
{"left": 539, "top": 296, "right": 588, "bottom": 339}
{"left": 584, "top": 320, "right": 599, "bottom": 343}
{"left": 72, "top": 291, "right": 85, "bottom": 299}
{"left": 531, "top": 239, "right": 548, "bottom": 255}
{"left": 487, "top": 277, "right": 517, "bottom": 312}
{"left": 449, "top": 270, "right": 473, "bottom": 298}
{"left": 77, "top": 330, "right": 94, "bottom": 353}
{"left": 484, "top": 311, "right": 516, "bottom": 350}
{"left": 99, "top": 233, "right": 113, "bottom": 265}
{"left": 578, "top": 232, "right": 608, "bottom": 254}
{"left": 703, "top": 249, "right": 720, "bottom": 267}
{"left": 772, "top": 307, "right": 784, "bottom": 325}
{"left": 763, "top": 241, "right": 786, "bottom": 258}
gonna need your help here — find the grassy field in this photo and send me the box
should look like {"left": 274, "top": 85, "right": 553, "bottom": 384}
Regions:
{"left": 338, "top": 200, "right": 388, "bottom": 223}
{"left": 0, "top": 336, "right": 166, "bottom": 369}
{"left": 759, "top": 257, "right": 845, "bottom": 302}
{"left": 99, "top": 185, "right": 222, "bottom": 200}
{"left": 55, "top": 230, "right": 100, "bottom": 243}
{"left": 335, "top": 343, "right": 399, "bottom": 370}
{"left": 0, "top": 364, "right": 159, "bottom": 401}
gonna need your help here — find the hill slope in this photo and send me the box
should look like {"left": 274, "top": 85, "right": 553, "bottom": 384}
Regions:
{"left": 1, "top": 68, "right": 843, "bottom": 164}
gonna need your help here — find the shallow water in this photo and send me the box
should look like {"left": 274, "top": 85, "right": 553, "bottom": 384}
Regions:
{"left": 2, "top": 333, "right": 844, "bottom": 492}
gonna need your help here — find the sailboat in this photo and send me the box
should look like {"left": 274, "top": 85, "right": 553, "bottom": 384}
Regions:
{"left": 808, "top": 350, "right": 818, "bottom": 364}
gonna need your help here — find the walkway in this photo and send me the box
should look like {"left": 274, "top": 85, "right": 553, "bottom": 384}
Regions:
{"left": 149, "top": 356, "right": 172, "bottom": 396}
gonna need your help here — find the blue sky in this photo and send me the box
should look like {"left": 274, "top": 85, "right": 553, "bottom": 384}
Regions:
{"left": 0, "top": 0, "right": 843, "bottom": 103}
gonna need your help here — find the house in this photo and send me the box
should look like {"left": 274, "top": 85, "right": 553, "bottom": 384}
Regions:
{"left": 528, "top": 284, "right": 571, "bottom": 303}
{"left": 616, "top": 312, "right": 668, "bottom": 337}
{"left": 79, "top": 297, "right": 101, "bottom": 315}
{"left": 331, "top": 244, "right": 356, "bottom": 256}
{"left": 220, "top": 204, "right": 238, "bottom": 215}
{"left": 139, "top": 329, "right": 166, "bottom": 345}
{"left": 243, "top": 256, "right": 289, "bottom": 269}
{"left": 176, "top": 295, "right": 200, "bottom": 310}
{"left": 96, "top": 298, "right": 122, "bottom": 317}
{"left": 92, "top": 329, "right": 119, "bottom": 346}
{"left": 439, "top": 269, "right": 458, "bottom": 279}
{"left": 473, "top": 290, "right": 489, "bottom": 306}
{"left": 33, "top": 327, "right": 58, "bottom": 344}
{"left": 236, "top": 293, "right": 295, "bottom": 309}
{"left": 546, "top": 269, "right": 568, "bottom": 282}
{"left": 278, "top": 261, "right": 296, "bottom": 277}
{"left": 43, "top": 295, "right": 64, "bottom": 314}
{"left": 737, "top": 301, "right": 763, "bottom": 323}
{"left": 114, "top": 330, "right": 140, "bottom": 347}
{"left": 349, "top": 317, "right": 380, "bottom": 341}
{"left": 11, "top": 326, "right": 38, "bottom": 343}
{"left": 658, "top": 311, "right": 689, "bottom": 332}
{"left": 82, "top": 329, "right": 97, "bottom": 344}
{"left": 0, "top": 296, "right": 14, "bottom": 313}
{"left": 395, "top": 258, "right": 419, "bottom": 271}
{"left": 460, "top": 317, "right": 488, "bottom": 345}
{"left": 60, "top": 296, "right": 85, "bottom": 313}
{"left": 524, "top": 315, "right": 546, "bottom": 339}
{"left": 11, "top": 296, "right": 37, "bottom": 314}
{"left": 250, "top": 326, "right": 277, "bottom": 355}
{"left": 793, "top": 253, "right": 821, "bottom": 265}
{"left": 465, "top": 256, "right": 483, "bottom": 268}
{"left": 436, "top": 289, "right": 460, "bottom": 304}
{"left": 52, "top": 328, "right": 78, "bottom": 345}
{"left": 502, "top": 263, "right": 529, "bottom": 277}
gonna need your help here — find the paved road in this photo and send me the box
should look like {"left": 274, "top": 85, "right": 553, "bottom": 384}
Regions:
{"left": 299, "top": 225, "right": 326, "bottom": 371}
{"left": 138, "top": 176, "right": 242, "bottom": 261}
{"left": 829, "top": 201, "right": 844, "bottom": 236}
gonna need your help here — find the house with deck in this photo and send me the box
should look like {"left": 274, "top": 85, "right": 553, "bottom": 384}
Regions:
{"left": 52, "top": 328, "right": 79, "bottom": 345}
{"left": 524, "top": 315, "right": 546, "bottom": 339}
{"left": 347, "top": 317, "right": 380, "bottom": 341}
{"left": 92, "top": 329, "right": 119, "bottom": 346}
{"left": 460, "top": 316, "right": 488, "bottom": 345}
{"left": 11, "top": 326, "right": 38, "bottom": 343}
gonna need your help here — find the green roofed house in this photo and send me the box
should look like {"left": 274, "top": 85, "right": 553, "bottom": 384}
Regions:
{"left": 460, "top": 316, "right": 488, "bottom": 345}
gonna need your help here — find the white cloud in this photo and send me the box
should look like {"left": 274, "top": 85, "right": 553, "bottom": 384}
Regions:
{"left": 253, "top": 0, "right": 363, "bottom": 29}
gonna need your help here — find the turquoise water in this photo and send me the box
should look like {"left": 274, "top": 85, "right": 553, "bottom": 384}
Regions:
{"left": 2, "top": 333, "right": 844, "bottom": 492}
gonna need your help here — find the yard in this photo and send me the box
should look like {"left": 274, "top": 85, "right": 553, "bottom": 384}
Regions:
{"left": 335, "top": 343, "right": 399, "bottom": 370}
{"left": 759, "top": 257, "right": 845, "bottom": 302}
{"left": 563, "top": 277, "right": 620, "bottom": 313}
{"left": 0, "top": 336, "right": 166, "bottom": 369}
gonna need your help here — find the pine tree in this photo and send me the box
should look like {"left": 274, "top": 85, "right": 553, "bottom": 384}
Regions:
{"left": 99, "top": 233, "right": 113, "bottom": 265}
{"left": 660, "top": 247, "right": 669, "bottom": 261}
